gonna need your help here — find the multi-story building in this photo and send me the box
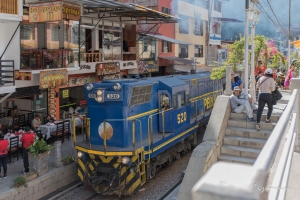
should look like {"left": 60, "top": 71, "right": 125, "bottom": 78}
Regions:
{"left": 0, "top": 0, "right": 23, "bottom": 94}
{"left": 0, "top": 0, "right": 177, "bottom": 123}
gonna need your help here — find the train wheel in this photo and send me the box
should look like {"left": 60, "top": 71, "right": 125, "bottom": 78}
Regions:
{"left": 175, "top": 152, "right": 180, "bottom": 160}
{"left": 150, "top": 160, "right": 157, "bottom": 178}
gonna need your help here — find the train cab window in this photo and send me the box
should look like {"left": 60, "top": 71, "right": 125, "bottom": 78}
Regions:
{"left": 176, "top": 91, "right": 185, "bottom": 108}
{"left": 160, "top": 94, "right": 170, "bottom": 110}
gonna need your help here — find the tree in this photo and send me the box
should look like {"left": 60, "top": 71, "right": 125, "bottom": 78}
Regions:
{"left": 210, "top": 35, "right": 287, "bottom": 80}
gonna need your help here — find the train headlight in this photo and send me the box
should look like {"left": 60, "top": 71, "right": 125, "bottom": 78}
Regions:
{"left": 78, "top": 151, "right": 84, "bottom": 158}
{"left": 97, "top": 90, "right": 103, "bottom": 96}
{"left": 113, "top": 83, "right": 121, "bottom": 91}
{"left": 95, "top": 96, "right": 103, "bottom": 102}
{"left": 95, "top": 90, "right": 104, "bottom": 103}
{"left": 86, "top": 83, "right": 93, "bottom": 91}
{"left": 121, "top": 157, "right": 132, "bottom": 165}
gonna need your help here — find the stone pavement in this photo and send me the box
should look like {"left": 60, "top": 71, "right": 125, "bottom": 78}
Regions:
{"left": 0, "top": 134, "right": 84, "bottom": 200}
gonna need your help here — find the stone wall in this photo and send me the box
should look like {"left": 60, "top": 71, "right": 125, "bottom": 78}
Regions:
{"left": 177, "top": 95, "right": 231, "bottom": 200}
{"left": 0, "top": 163, "right": 78, "bottom": 200}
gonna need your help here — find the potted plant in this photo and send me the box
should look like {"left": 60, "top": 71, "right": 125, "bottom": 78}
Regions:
{"left": 61, "top": 156, "right": 75, "bottom": 166}
{"left": 14, "top": 176, "right": 27, "bottom": 188}
{"left": 27, "top": 138, "right": 53, "bottom": 176}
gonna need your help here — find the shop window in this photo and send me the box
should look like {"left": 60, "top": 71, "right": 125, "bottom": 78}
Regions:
{"left": 162, "top": 41, "right": 172, "bottom": 53}
{"left": 179, "top": 15, "right": 189, "bottom": 34}
{"left": 179, "top": 44, "right": 188, "bottom": 58}
{"left": 194, "top": 12, "right": 203, "bottom": 36}
{"left": 160, "top": 94, "right": 170, "bottom": 110}
{"left": 214, "top": 0, "right": 222, "bottom": 12}
{"left": 20, "top": 24, "right": 37, "bottom": 50}
{"left": 50, "top": 23, "right": 59, "bottom": 42}
{"left": 139, "top": 36, "right": 156, "bottom": 59}
{"left": 102, "top": 30, "right": 122, "bottom": 61}
{"left": 195, "top": 45, "right": 203, "bottom": 58}
{"left": 130, "top": 85, "right": 152, "bottom": 107}
{"left": 175, "top": 91, "right": 185, "bottom": 108}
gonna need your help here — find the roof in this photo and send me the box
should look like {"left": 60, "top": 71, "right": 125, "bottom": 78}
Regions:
{"left": 211, "top": 17, "right": 243, "bottom": 23}
{"left": 159, "top": 77, "right": 187, "bottom": 87}
{"left": 159, "top": 56, "right": 194, "bottom": 65}
{"left": 291, "top": 40, "right": 300, "bottom": 48}
{"left": 141, "top": 33, "right": 191, "bottom": 45}
{"left": 82, "top": 1, "right": 179, "bottom": 23}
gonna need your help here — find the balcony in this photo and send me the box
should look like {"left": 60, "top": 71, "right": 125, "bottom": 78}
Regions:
{"left": 0, "top": 0, "right": 18, "bottom": 15}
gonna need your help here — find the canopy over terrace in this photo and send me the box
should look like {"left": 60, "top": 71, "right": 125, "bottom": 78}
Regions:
{"left": 79, "top": 0, "right": 179, "bottom": 24}
{"left": 291, "top": 40, "right": 300, "bottom": 48}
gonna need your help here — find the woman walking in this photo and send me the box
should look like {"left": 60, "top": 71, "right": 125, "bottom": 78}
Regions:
{"left": 256, "top": 68, "right": 276, "bottom": 131}
{"left": 284, "top": 60, "right": 297, "bottom": 89}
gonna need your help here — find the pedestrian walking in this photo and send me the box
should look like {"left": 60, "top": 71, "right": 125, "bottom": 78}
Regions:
{"left": 20, "top": 126, "right": 35, "bottom": 174}
{"left": 0, "top": 133, "right": 8, "bottom": 178}
{"left": 284, "top": 59, "right": 297, "bottom": 89}
{"left": 256, "top": 68, "right": 276, "bottom": 131}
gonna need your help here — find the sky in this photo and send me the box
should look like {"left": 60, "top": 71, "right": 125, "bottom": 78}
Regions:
{"left": 222, "top": 0, "right": 300, "bottom": 41}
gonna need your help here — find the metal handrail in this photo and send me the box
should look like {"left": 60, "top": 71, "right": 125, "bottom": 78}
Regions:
{"left": 269, "top": 113, "right": 297, "bottom": 199}
{"left": 148, "top": 108, "right": 173, "bottom": 153}
{"left": 254, "top": 89, "right": 298, "bottom": 171}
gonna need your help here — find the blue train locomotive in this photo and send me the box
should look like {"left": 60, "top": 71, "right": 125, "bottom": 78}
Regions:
{"left": 74, "top": 72, "right": 225, "bottom": 195}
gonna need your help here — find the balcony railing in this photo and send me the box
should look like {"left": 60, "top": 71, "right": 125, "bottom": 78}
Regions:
{"left": 0, "top": 0, "right": 18, "bottom": 15}
{"left": 0, "top": 60, "right": 15, "bottom": 87}
{"left": 84, "top": 52, "right": 102, "bottom": 63}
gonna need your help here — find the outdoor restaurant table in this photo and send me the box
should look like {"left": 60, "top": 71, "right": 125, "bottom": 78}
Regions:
{"left": 4, "top": 133, "right": 23, "bottom": 147}
{"left": 1, "top": 117, "right": 13, "bottom": 126}
{"left": 39, "top": 123, "right": 57, "bottom": 140}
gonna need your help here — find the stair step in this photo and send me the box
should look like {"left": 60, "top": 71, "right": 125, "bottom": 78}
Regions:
{"left": 230, "top": 112, "right": 280, "bottom": 122}
{"left": 0, "top": 65, "right": 13, "bottom": 67}
{"left": 0, "top": 70, "right": 13, "bottom": 73}
{"left": 223, "top": 136, "right": 267, "bottom": 149}
{"left": 227, "top": 119, "right": 275, "bottom": 130}
{"left": 226, "top": 127, "right": 271, "bottom": 140}
{"left": 221, "top": 145, "right": 261, "bottom": 159}
{"left": 218, "top": 155, "right": 255, "bottom": 165}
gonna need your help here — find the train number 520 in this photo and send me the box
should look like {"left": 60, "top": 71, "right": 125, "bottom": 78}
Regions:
{"left": 177, "top": 112, "right": 187, "bottom": 124}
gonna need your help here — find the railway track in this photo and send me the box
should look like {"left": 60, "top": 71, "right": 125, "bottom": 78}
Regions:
{"left": 47, "top": 151, "right": 191, "bottom": 200}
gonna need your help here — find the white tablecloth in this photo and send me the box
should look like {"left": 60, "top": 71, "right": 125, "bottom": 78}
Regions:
{"left": 39, "top": 125, "right": 56, "bottom": 140}
{"left": 4, "top": 134, "right": 22, "bottom": 147}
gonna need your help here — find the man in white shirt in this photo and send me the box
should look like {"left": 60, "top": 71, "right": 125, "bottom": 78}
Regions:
{"left": 230, "top": 86, "right": 255, "bottom": 121}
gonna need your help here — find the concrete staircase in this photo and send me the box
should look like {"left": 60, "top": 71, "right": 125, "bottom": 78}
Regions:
{"left": 218, "top": 112, "right": 280, "bottom": 165}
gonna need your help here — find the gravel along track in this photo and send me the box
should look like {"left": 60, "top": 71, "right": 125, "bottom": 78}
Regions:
{"left": 56, "top": 151, "right": 192, "bottom": 200}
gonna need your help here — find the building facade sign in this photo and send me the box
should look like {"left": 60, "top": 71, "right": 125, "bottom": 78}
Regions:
{"left": 95, "top": 62, "right": 120, "bottom": 76}
{"left": 40, "top": 69, "right": 68, "bottom": 89}
{"left": 14, "top": 70, "right": 32, "bottom": 81}
{"left": 29, "top": 1, "right": 80, "bottom": 23}
{"left": 68, "top": 76, "right": 96, "bottom": 85}
{"left": 209, "top": 34, "right": 221, "bottom": 45}
{"left": 119, "top": 60, "right": 137, "bottom": 70}
{"left": 137, "top": 60, "right": 158, "bottom": 74}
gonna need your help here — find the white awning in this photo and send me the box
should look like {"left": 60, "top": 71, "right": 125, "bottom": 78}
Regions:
{"left": 145, "top": 34, "right": 191, "bottom": 45}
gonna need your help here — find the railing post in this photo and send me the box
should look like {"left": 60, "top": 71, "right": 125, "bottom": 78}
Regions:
{"left": 290, "top": 79, "right": 300, "bottom": 148}
{"left": 162, "top": 110, "right": 165, "bottom": 138}
{"left": 132, "top": 120, "right": 136, "bottom": 152}
{"left": 104, "top": 120, "right": 107, "bottom": 151}
{"left": 87, "top": 118, "right": 91, "bottom": 149}
{"left": 72, "top": 116, "right": 76, "bottom": 145}
{"left": 223, "top": 66, "right": 232, "bottom": 96}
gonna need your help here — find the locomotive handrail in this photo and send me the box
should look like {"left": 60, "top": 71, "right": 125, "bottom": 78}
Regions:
{"left": 104, "top": 119, "right": 143, "bottom": 154}
{"left": 72, "top": 116, "right": 76, "bottom": 145}
{"left": 147, "top": 108, "right": 174, "bottom": 161}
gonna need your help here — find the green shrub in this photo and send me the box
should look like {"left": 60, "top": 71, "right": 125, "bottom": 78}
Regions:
{"left": 27, "top": 138, "right": 53, "bottom": 157}
{"left": 14, "top": 176, "right": 27, "bottom": 188}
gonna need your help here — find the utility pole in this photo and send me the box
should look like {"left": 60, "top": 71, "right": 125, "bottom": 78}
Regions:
{"left": 287, "top": 0, "right": 291, "bottom": 71}
{"left": 244, "top": 0, "right": 250, "bottom": 93}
